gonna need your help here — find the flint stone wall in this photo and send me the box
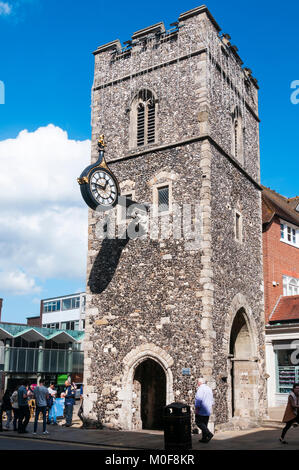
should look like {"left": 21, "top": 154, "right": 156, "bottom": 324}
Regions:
{"left": 83, "top": 6, "right": 267, "bottom": 429}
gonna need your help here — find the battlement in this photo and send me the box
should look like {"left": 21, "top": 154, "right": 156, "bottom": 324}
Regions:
{"left": 93, "top": 5, "right": 258, "bottom": 90}
{"left": 93, "top": 5, "right": 217, "bottom": 56}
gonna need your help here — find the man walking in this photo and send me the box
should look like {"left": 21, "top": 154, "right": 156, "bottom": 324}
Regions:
{"left": 33, "top": 379, "right": 49, "bottom": 435}
{"left": 195, "top": 378, "right": 214, "bottom": 443}
{"left": 18, "top": 381, "right": 30, "bottom": 434}
{"left": 63, "top": 381, "right": 76, "bottom": 427}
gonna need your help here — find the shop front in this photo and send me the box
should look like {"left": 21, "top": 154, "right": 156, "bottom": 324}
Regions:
{"left": 265, "top": 324, "right": 299, "bottom": 407}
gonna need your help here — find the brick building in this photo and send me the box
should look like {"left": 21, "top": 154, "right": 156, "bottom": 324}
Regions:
{"left": 263, "top": 187, "right": 299, "bottom": 406}
{"left": 82, "top": 6, "right": 267, "bottom": 430}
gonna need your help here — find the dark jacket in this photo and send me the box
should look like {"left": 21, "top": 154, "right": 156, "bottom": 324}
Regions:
{"left": 2, "top": 392, "right": 12, "bottom": 411}
{"left": 64, "top": 385, "right": 75, "bottom": 406}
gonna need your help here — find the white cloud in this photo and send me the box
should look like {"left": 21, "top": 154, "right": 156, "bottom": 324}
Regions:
{"left": 0, "top": 2, "right": 12, "bottom": 15}
{"left": 0, "top": 270, "right": 41, "bottom": 295}
{"left": 0, "top": 124, "right": 90, "bottom": 209}
{"left": 0, "top": 125, "right": 90, "bottom": 295}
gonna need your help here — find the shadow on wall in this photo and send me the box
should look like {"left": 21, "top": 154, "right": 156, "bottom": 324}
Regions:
{"left": 88, "top": 235, "right": 130, "bottom": 294}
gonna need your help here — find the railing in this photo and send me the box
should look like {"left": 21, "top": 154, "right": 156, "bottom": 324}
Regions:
{"left": 5, "top": 347, "right": 84, "bottom": 373}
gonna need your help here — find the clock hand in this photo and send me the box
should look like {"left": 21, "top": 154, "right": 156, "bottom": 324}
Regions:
{"left": 94, "top": 183, "right": 106, "bottom": 190}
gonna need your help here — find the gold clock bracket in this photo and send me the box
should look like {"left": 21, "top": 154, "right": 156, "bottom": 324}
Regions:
{"left": 97, "top": 135, "right": 106, "bottom": 148}
{"left": 77, "top": 135, "right": 118, "bottom": 184}
{"left": 77, "top": 176, "right": 88, "bottom": 185}
{"left": 97, "top": 134, "right": 110, "bottom": 170}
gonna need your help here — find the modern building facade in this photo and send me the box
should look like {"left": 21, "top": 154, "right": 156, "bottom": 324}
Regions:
{"left": 263, "top": 187, "right": 299, "bottom": 406}
{"left": 27, "top": 292, "right": 86, "bottom": 331}
{"left": 0, "top": 322, "right": 84, "bottom": 394}
{"left": 83, "top": 6, "right": 267, "bottom": 430}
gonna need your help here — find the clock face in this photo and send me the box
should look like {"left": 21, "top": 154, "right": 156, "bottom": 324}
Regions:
{"left": 89, "top": 168, "right": 118, "bottom": 207}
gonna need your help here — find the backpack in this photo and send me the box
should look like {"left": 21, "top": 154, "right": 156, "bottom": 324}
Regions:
{"left": 47, "top": 395, "right": 54, "bottom": 408}
{"left": 10, "top": 391, "right": 18, "bottom": 405}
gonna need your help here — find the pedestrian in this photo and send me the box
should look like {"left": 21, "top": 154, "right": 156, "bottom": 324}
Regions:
{"left": 63, "top": 380, "right": 76, "bottom": 427}
{"left": 0, "top": 390, "right": 3, "bottom": 432}
{"left": 78, "top": 384, "right": 84, "bottom": 426}
{"left": 2, "top": 389, "right": 13, "bottom": 429}
{"left": 17, "top": 381, "right": 30, "bottom": 434}
{"left": 194, "top": 378, "right": 214, "bottom": 443}
{"left": 280, "top": 383, "right": 299, "bottom": 444}
{"left": 33, "top": 379, "right": 49, "bottom": 435}
{"left": 10, "top": 387, "right": 19, "bottom": 431}
{"left": 28, "top": 384, "right": 35, "bottom": 398}
{"left": 47, "top": 382, "right": 57, "bottom": 425}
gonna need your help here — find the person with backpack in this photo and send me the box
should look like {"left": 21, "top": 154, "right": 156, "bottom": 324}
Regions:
{"left": 10, "top": 387, "right": 19, "bottom": 431}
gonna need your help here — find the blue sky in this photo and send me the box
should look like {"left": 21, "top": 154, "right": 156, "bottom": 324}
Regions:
{"left": 0, "top": 0, "right": 298, "bottom": 323}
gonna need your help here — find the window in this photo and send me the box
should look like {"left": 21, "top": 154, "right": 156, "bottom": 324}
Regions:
{"left": 232, "top": 108, "right": 244, "bottom": 164}
{"left": 62, "top": 296, "right": 80, "bottom": 311}
{"left": 236, "top": 213, "right": 240, "bottom": 240}
{"left": 60, "top": 320, "right": 77, "bottom": 330}
{"left": 276, "top": 349, "right": 299, "bottom": 394}
{"left": 137, "top": 103, "right": 145, "bottom": 146}
{"left": 150, "top": 172, "right": 175, "bottom": 217}
{"left": 158, "top": 186, "right": 169, "bottom": 213}
{"left": 43, "top": 300, "right": 61, "bottom": 313}
{"left": 117, "top": 191, "right": 136, "bottom": 224}
{"left": 280, "top": 221, "right": 298, "bottom": 247}
{"left": 234, "top": 210, "right": 243, "bottom": 242}
{"left": 131, "top": 89, "right": 156, "bottom": 148}
{"left": 234, "top": 120, "right": 238, "bottom": 159}
{"left": 283, "top": 276, "right": 299, "bottom": 296}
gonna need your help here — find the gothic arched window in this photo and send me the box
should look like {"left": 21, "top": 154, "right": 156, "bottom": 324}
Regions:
{"left": 130, "top": 89, "right": 156, "bottom": 148}
{"left": 232, "top": 107, "right": 244, "bottom": 165}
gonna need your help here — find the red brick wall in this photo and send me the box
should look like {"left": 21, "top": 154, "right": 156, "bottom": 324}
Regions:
{"left": 263, "top": 215, "right": 299, "bottom": 322}
{"left": 27, "top": 316, "right": 42, "bottom": 327}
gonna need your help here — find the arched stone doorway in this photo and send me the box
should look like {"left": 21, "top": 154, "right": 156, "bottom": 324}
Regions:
{"left": 229, "top": 308, "right": 259, "bottom": 418}
{"left": 133, "top": 358, "right": 166, "bottom": 430}
{"left": 120, "top": 344, "right": 174, "bottom": 430}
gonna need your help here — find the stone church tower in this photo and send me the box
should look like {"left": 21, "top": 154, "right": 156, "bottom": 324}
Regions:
{"left": 83, "top": 5, "right": 268, "bottom": 430}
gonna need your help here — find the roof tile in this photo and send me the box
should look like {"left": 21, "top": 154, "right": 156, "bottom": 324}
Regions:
{"left": 269, "top": 295, "right": 299, "bottom": 323}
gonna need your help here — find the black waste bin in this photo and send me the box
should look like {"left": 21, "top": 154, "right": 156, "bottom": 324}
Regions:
{"left": 163, "top": 402, "right": 192, "bottom": 450}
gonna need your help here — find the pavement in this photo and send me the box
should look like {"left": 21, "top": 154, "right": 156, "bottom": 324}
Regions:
{"left": 1, "top": 405, "right": 298, "bottom": 451}
{"left": 1, "top": 417, "right": 299, "bottom": 450}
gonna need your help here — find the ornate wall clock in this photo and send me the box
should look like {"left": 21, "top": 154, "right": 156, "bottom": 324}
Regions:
{"left": 77, "top": 136, "right": 120, "bottom": 211}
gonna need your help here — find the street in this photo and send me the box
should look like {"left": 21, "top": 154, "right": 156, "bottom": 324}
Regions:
{"left": 0, "top": 434, "right": 124, "bottom": 450}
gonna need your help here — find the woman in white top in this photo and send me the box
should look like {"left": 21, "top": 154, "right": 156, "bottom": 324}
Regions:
{"left": 10, "top": 388, "right": 19, "bottom": 432}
